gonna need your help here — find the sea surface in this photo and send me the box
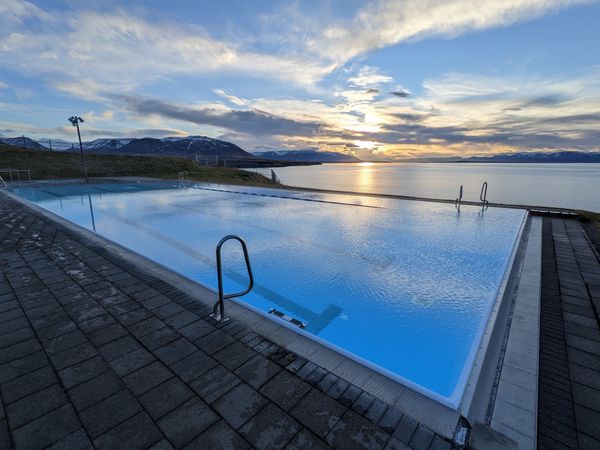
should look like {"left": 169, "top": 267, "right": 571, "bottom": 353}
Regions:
{"left": 272, "top": 162, "right": 600, "bottom": 212}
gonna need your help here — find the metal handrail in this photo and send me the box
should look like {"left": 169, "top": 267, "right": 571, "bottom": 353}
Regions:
{"left": 480, "top": 181, "right": 489, "bottom": 207}
{"left": 455, "top": 184, "right": 463, "bottom": 208}
{"left": 211, "top": 235, "right": 254, "bottom": 322}
{"left": 0, "top": 176, "right": 7, "bottom": 189}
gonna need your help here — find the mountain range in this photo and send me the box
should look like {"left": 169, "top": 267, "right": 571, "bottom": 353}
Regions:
{"left": 2, "top": 136, "right": 599, "bottom": 164}
{"left": 252, "top": 150, "right": 361, "bottom": 163}
{"left": 404, "top": 151, "right": 600, "bottom": 163}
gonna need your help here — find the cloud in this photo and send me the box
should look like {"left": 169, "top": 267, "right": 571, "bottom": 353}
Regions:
{"left": 213, "top": 89, "right": 249, "bottom": 106}
{"left": 0, "top": 81, "right": 7, "bottom": 90}
{"left": 390, "top": 87, "right": 411, "bottom": 98}
{"left": 121, "top": 95, "right": 323, "bottom": 137}
{"left": 347, "top": 66, "right": 393, "bottom": 87}
{"left": 0, "top": 6, "right": 334, "bottom": 99}
{"left": 308, "top": 0, "right": 592, "bottom": 64}
{"left": 366, "top": 88, "right": 380, "bottom": 94}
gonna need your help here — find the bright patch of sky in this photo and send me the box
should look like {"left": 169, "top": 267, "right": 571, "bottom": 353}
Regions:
{"left": 1, "top": 0, "right": 599, "bottom": 158}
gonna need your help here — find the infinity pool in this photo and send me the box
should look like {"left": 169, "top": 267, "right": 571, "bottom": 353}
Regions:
{"left": 13, "top": 182, "right": 526, "bottom": 407}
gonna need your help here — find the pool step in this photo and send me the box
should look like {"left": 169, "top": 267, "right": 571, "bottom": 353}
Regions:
{"left": 269, "top": 308, "right": 306, "bottom": 329}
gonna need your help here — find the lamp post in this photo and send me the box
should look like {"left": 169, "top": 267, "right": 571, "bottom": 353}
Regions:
{"left": 68, "top": 116, "right": 88, "bottom": 183}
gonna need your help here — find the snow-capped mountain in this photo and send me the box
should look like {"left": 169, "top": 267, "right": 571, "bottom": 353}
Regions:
{"left": 82, "top": 139, "right": 133, "bottom": 150}
{"left": 0, "top": 137, "right": 49, "bottom": 150}
{"left": 87, "top": 136, "right": 256, "bottom": 160}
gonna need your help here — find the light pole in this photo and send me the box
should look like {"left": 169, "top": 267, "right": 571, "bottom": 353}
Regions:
{"left": 68, "top": 116, "right": 89, "bottom": 183}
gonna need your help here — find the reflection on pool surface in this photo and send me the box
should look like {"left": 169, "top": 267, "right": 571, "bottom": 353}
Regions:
{"left": 13, "top": 182, "right": 526, "bottom": 407}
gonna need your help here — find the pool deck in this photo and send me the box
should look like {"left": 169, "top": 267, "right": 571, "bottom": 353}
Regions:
{"left": 1, "top": 189, "right": 599, "bottom": 449}
{"left": 0, "top": 193, "right": 455, "bottom": 449}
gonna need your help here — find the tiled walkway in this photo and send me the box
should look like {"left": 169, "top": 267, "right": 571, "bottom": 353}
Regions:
{"left": 538, "top": 218, "right": 600, "bottom": 449}
{"left": 0, "top": 194, "right": 453, "bottom": 449}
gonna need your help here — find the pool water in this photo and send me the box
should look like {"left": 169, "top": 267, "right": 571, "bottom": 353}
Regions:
{"left": 13, "top": 182, "right": 526, "bottom": 407}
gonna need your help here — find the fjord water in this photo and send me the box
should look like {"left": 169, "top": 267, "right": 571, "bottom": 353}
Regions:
{"left": 15, "top": 183, "right": 525, "bottom": 405}
{"left": 275, "top": 162, "right": 600, "bottom": 212}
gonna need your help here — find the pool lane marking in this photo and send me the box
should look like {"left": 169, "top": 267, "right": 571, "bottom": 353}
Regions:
{"left": 103, "top": 211, "right": 342, "bottom": 334}
{"left": 190, "top": 186, "right": 384, "bottom": 209}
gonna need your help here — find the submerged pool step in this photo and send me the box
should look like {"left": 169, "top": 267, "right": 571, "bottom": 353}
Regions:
{"left": 269, "top": 308, "right": 306, "bottom": 329}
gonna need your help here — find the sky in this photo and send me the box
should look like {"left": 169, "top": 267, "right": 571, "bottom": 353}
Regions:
{"left": 1, "top": 0, "right": 599, "bottom": 159}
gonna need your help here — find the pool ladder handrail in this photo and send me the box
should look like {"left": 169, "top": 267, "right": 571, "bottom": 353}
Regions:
{"left": 0, "top": 176, "right": 7, "bottom": 189}
{"left": 480, "top": 181, "right": 489, "bottom": 208}
{"left": 455, "top": 184, "right": 463, "bottom": 208}
{"left": 211, "top": 235, "right": 254, "bottom": 322}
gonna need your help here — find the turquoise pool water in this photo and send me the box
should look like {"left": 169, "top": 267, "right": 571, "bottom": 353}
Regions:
{"left": 13, "top": 181, "right": 526, "bottom": 407}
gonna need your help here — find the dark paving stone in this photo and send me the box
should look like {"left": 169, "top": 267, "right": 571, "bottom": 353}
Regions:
{"left": 239, "top": 402, "right": 300, "bottom": 449}
{"left": 352, "top": 391, "right": 375, "bottom": 416}
{"left": 384, "top": 436, "right": 412, "bottom": 449}
{"left": 213, "top": 383, "right": 268, "bottom": 430}
{"left": 429, "top": 435, "right": 452, "bottom": 450}
{"left": 57, "top": 355, "right": 109, "bottom": 389}
{"left": 178, "top": 320, "right": 216, "bottom": 342}
{"left": 158, "top": 397, "right": 219, "bottom": 447}
{"left": 409, "top": 424, "right": 435, "bottom": 450}
{"left": 316, "top": 372, "right": 337, "bottom": 393}
{"left": 170, "top": 350, "right": 217, "bottom": 383}
{"left": 11, "top": 403, "right": 80, "bottom": 450}
{"left": 285, "top": 428, "right": 330, "bottom": 450}
{"left": 5, "top": 383, "right": 68, "bottom": 429}
{"left": 378, "top": 406, "right": 403, "bottom": 434}
{"left": 365, "top": 398, "right": 389, "bottom": 425}
{"left": 164, "top": 311, "right": 199, "bottom": 329}
{"left": 289, "top": 388, "right": 346, "bottom": 439}
{"left": 196, "top": 329, "right": 236, "bottom": 355}
{"left": 139, "top": 326, "right": 181, "bottom": 351}
{"left": 116, "top": 307, "right": 153, "bottom": 327}
{"left": 260, "top": 370, "right": 312, "bottom": 411}
{"left": 36, "top": 320, "right": 78, "bottom": 341}
{"left": 68, "top": 370, "right": 124, "bottom": 411}
{"left": 97, "top": 335, "right": 140, "bottom": 361}
{"left": 149, "top": 439, "right": 175, "bottom": 450}
{"left": 0, "top": 327, "right": 34, "bottom": 350}
{"left": 295, "top": 361, "right": 318, "bottom": 379}
{"left": 326, "top": 377, "right": 350, "bottom": 400}
{"left": 234, "top": 354, "right": 282, "bottom": 389}
{"left": 326, "top": 409, "right": 390, "bottom": 450}
{"left": 87, "top": 323, "right": 129, "bottom": 347}
{"left": 2, "top": 365, "right": 58, "bottom": 403}
{"left": 48, "top": 341, "right": 98, "bottom": 370}
{"left": 129, "top": 317, "right": 167, "bottom": 338}
{"left": 42, "top": 330, "right": 87, "bottom": 355}
{"left": 79, "top": 389, "right": 142, "bottom": 438}
{"left": 45, "top": 428, "right": 93, "bottom": 450}
{"left": 109, "top": 347, "right": 155, "bottom": 377}
{"left": 139, "top": 377, "right": 194, "bottom": 420}
{"left": 0, "top": 350, "right": 49, "bottom": 384}
{"left": 153, "top": 302, "right": 185, "bottom": 319}
{"left": 190, "top": 364, "right": 241, "bottom": 404}
{"left": 154, "top": 337, "right": 197, "bottom": 366}
{"left": 213, "top": 341, "right": 257, "bottom": 371}
{"left": 123, "top": 360, "right": 172, "bottom": 396}
{"left": 0, "top": 338, "right": 41, "bottom": 364}
{"left": 184, "top": 420, "right": 250, "bottom": 450}
{"left": 93, "top": 411, "right": 162, "bottom": 450}
{"left": 339, "top": 384, "right": 362, "bottom": 408}
{"left": 392, "top": 414, "right": 418, "bottom": 444}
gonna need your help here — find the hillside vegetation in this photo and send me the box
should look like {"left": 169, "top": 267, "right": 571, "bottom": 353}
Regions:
{"left": 0, "top": 145, "right": 274, "bottom": 186}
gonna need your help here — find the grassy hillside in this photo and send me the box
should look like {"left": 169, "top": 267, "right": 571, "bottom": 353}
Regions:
{"left": 0, "top": 144, "right": 274, "bottom": 186}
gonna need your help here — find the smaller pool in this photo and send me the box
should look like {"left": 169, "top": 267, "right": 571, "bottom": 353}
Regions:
{"left": 12, "top": 182, "right": 526, "bottom": 407}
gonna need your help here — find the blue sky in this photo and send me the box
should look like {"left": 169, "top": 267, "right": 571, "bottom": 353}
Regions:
{"left": 1, "top": 0, "right": 599, "bottom": 158}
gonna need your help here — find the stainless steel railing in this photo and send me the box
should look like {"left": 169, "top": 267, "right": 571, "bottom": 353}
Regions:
{"left": 211, "top": 235, "right": 254, "bottom": 322}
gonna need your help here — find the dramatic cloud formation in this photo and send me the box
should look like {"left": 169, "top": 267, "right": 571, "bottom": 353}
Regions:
{"left": 0, "top": 0, "right": 598, "bottom": 157}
